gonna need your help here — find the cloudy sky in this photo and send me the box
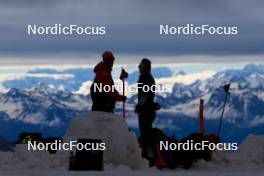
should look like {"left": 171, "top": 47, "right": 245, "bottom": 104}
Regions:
{"left": 0, "top": 0, "right": 263, "bottom": 64}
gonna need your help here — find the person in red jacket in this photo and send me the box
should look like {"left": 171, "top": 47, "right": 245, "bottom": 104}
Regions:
{"left": 90, "top": 51, "right": 126, "bottom": 113}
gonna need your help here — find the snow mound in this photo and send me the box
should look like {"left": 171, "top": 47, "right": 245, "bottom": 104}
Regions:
{"left": 0, "top": 144, "right": 65, "bottom": 170}
{"left": 194, "top": 134, "right": 264, "bottom": 171}
{"left": 0, "top": 111, "right": 147, "bottom": 170}
{"left": 64, "top": 111, "right": 148, "bottom": 170}
{"left": 229, "top": 134, "right": 264, "bottom": 165}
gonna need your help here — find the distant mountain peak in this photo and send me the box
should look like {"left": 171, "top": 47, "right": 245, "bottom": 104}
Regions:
{"left": 177, "top": 70, "right": 186, "bottom": 75}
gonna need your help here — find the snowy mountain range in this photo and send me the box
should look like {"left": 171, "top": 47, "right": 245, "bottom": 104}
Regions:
{"left": 0, "top": 84, "right": 91, "bottom": 141}
{"left": 158, "top": 64, "right": 264, "bottom": 127}
{"left": 0, "top": 64, "right": 264, "bottom": 144}
{"left": 0, "top": 83, "right": 90, "bottom": 125}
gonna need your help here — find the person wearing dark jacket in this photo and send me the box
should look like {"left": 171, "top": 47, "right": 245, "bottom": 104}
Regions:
{"left": 135, "top": 58, "right": 160, "bottom": 164}
{"left": 90, "top": 51, "right": 126, "bottom": 113}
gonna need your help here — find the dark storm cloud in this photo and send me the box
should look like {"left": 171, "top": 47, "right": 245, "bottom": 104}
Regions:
{"left": 0, "top": 0, "right": 263, "bottom": 63}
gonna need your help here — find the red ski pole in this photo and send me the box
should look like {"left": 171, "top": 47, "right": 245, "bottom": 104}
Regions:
{"left": 119, "top": 67, "right": 128, "bottom": 119}
{"left": 122, "top": 79, "right": 125, "bottom": 119}
{"left": 199, "top": 99, "right": 205, "bottom": 135}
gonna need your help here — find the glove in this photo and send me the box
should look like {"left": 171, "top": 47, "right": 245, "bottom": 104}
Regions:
{"left": 119, "top": 68, "right": 129, "bottom": 80}
{"left": 153, "top": 102, "right": 161, "bottom": 111}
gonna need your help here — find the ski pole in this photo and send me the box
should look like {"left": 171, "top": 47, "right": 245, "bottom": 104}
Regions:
{"left": 119, "top": 67, "right": 128, "bottom": 119}
{"left": 199, "top": 99, "right": 205, "bottom": 135}
{"left": 122, "top": 79, "right": 125, "bottom": 119}
{"left": 217, "top": 84, "right": 231, "bottom": 137}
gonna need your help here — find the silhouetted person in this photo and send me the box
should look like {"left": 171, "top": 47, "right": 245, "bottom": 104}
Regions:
{"left": 91, "top": 51, "right": 126, "bottom": 113}
{"left": 135, "top": 58, "right": 160, "bottom": 164}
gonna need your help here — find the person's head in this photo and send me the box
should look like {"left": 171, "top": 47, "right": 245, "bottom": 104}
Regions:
{"left": 138, "top": 58, "right": 151, "bottom": 74}
{"left": 102, "top": 51, "right": 115, "bottom": 68}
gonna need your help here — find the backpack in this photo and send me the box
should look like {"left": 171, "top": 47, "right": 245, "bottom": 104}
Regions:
{"left": 69, "top": 139, "right": 103, "bottom": 171}
{"left": 16, "top": 132, "right": 42, "bottom": 144}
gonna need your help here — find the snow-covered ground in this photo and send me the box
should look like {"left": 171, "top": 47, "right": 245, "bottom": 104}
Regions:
{"left": 0, "top": 112, "right": 263, "bottom": 175}
{"left": 0, "top": 169, "right": 263, "bottom": 176}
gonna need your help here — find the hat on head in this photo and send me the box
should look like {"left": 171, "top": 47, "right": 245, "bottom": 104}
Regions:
{"left": 141, "top": 58, "right": 151, "bottom": 65}
{"left": 139, "top": 58, "right": 151, "bottom": 74}
{"left": 102, "top": 51, "right": 114, "bottom": 60}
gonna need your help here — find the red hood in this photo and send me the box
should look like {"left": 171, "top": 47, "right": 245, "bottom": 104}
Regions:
{"left": 94, "top": 62, "right": 111, "bottom": 73}
{"left": 92, "top": 61, "right": 123, "bottom": 101}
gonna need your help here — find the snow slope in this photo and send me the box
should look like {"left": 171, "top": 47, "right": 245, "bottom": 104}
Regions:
{"left": 0, "top": 170, "right": 263, "bottom": 176}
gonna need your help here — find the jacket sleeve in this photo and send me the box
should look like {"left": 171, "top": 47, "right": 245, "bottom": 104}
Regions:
{"left": 95, "top": 69, "right": 124, "bottom": 101}
{"left": 138, "top": 91, "right": 147, "bottom": 107}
